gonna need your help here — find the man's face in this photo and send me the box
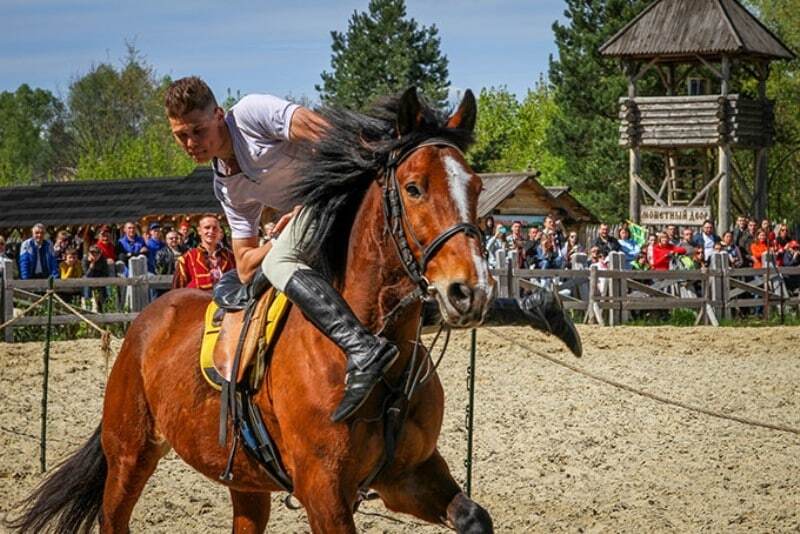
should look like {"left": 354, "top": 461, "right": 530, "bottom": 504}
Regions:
{"left": 737, "top": 217, "right": 747, "bottom": 229}
{"left": 544, "top": 217, "right": 554, "bottom": 229}
{"left": 683, "top": 229, "right": 693, "bottom": 241}
{"left": 748, "top": 221, "right": 757, "bottom": 233}
{"left": 703, "top": 222, "right": 713, "bottom": 235}
{"left": 166, "top": 232, "right": 180, "bottom": 248}
{"left": 124, "top": 224, "right": 137, "bottom": 238}
{"left": 32, "top": 227, "right": 44, "bottom": 242}
{"left": 169, "top": 107, "right": 227, "bottom": 163}
{"left": 149, "top": 228, "right": 162, "bottom": 240}
{"left": 667, "top": 225, "right": 676, "bottom": 237}
{"left": 528, "top": 228, "right": 538, "bottom": 240}
{"left": 511, "top": 223, "right": 521, "bottom": 235}
{"left": 599, "top": 224, "right": 608, "bottom": 237}
{"left": 198, "top": 218, "right": 221, "bottom": 248}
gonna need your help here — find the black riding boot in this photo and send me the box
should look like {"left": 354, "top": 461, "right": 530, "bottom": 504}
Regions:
{"left": 283, "top": 269, "right": 399, "bottom": 422}
{"left": 423, "top": 285, "right": 582, "bottom": 357}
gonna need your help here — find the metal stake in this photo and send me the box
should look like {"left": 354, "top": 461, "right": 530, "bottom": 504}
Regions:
{"left": 41, "top": 277, "right": 54, "bottom": 473}
{"left": 465, "top": 328, "right": 477, "bottom": 497}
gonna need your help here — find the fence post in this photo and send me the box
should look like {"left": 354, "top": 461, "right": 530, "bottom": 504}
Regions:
{"left": 710, "top": 252, "right": 727, "bottom": 320}
{"left": 506, "top": 252, "right": 515, "bottom": 298}
{"left": 608, "top": 252, "right": 624, "bottom": 326}
{"left": 571, "top": 253, "right": 588, "bottom": 317}
{"left": 495, "top": 250, "right": 507, "bottom": 298}
{"left": 128, "top": 256, "right": 149, "bottom": 312}
{"left": 2, "top": 258, "right": 14, "bottom": 343}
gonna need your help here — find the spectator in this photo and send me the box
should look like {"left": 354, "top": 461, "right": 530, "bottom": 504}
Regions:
{"left": 678, "top": 227, "right": 696, "bottom": 257}
{"left": 506, "top": 221, "right": 526, "bottom": 268}
{"left": 173, "top": 216, "right": 236, "bottom": 289}
{"left": 593, "top": 223, "right": 619, "bottom": 258}
{"left": 646, "top": 234, "right": 657, "bottom": 265}
{"left": 750, "top": 230, "right": 770, "bottom": 269}
{"left": 53, "top": 230, "right": 74, "bottom": 263}
{"left": 117, "top": 221, "right": 148, "bottom": 264}
{"left": 485, "top": 225, "right": 507, "bottom": 268}
{"left": 178, "top": 220, "right": 197, "bottom": 250}
{"left": 82, "top": 245, "right": 111, "bottom": 311}
{"left": 697, "top": 219, "right": 721, "bottom": 262}
{"left": 666, "top": 224, "right": 680, "bottom": 246}
{"left": 481, "top": 216, "right": 495, "bottom": 243}
{"left": 522, "top": 227, "right": 541, "bottom": 268}
{"left": 774, "top": 223, "right": 792, "bottom": 265}
{"left": 617, "top": 227, "right": 640, "bottom": 269}
{"left": 760, "top": 219, "right": 776, "bottom": 245}
{"left": 155, "top": 231, "right": 183, "bottom": 275}
{"left": 560, "top": 231, "right": 584, "bottom": 269}
{"left": 651, "top": 232, "right": 686, "bottom": 271}
{"left": 782, "top": 241, "right": 800, "bottom": 293}
{"left": 59, "top": 248, "right": 83, "bottom": 279}
{"left": 542, "top": 215, "right": 565, "bottom": 250}
{"left": 94, "top": 225, "right": 116, "bottom": 262}
{"left": 630, "top": 250, "right": 650, "bottom": 271}
{"left": 19, "top": 223, "right": 59, "bottom": 280}
{"left": 732, "top": 216, "right": 749, "bottom": 247}
{"left": 0, "top": 235, "right": 16, "bottom": 278}
{"left": 588, "top": 245, "right": 608, "bottom": 269}
{"left": 738, "top": 219, "right": 758, "bottom": 267}
{"left": 719, "top": 231, "right": 743, "bottom": 268}
{"left": 534, "top": 234, "right": 564, "bottom": 269}
{"left": 145, "top": 222, "right": 165, "bottom": 273}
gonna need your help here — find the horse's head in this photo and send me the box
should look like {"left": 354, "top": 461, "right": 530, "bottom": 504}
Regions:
{"left": 387, "top": 88, "right": 495, "bottom": 328}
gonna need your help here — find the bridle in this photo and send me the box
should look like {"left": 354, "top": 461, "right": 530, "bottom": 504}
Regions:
{"left": 380, "top": 138, "right": 483, "bottom": 301}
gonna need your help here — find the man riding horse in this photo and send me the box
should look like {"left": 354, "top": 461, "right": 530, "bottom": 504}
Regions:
{"left": 165, "top": 77, "right": 580, "bottom": 423}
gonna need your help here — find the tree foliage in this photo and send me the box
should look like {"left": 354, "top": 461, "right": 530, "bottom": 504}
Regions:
{"left": 468, "top": 85, "right": 564, "bottom": 181}
{"left": 317, "top": 0, "right": 449, "bottom": 110}
{"left": 547, "top": 0, "right": 652, "bottom": 222}
{"left": 0, "top": 84, "right": 69, "bottom": 186}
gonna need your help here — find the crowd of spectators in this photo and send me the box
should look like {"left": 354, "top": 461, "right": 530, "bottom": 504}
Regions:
{"left": 0, "top": 217, "right": 236, "bottom": 311}
{"left": 480, "top": 214, "right": 800, "bottom": 279}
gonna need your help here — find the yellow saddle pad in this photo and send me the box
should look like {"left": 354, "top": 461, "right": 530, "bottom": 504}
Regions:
{"left": 200, "top": 292, "right": 291, "bottom": 391}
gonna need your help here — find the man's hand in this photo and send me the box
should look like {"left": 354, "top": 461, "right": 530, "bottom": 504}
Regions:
{"left": 271, "top": 205, "right": 302, "bottom": 238}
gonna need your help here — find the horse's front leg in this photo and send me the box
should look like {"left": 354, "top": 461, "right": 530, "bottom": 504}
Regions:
{"left": 374, "top": 449, "right": 493, "bottom": 533}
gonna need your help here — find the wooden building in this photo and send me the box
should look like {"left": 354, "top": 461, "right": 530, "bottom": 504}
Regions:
{"left": 599, "top": 0, "right": 794, "bottom": 231}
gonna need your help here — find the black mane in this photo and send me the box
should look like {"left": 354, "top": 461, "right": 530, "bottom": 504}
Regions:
{"left": 291, "top": 94, "right": 474, "bottom": 282}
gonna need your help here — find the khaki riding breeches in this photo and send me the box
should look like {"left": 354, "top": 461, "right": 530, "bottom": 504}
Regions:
{"left": 260, "top": 208, "right": 315, "bottom": 291}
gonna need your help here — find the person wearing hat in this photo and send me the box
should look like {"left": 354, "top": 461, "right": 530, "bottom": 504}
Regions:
{"left": 145, "top": 222, "right": 165, "bottom": 274}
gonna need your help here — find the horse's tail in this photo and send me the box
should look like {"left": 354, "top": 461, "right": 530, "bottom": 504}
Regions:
{"left": 5, "top": 424, "right": 106, "bottom": 533}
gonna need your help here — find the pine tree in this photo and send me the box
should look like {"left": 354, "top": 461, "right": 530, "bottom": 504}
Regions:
{"left": 317, "top": 0, "right": 449, "bottom": 110}
{"left": 547, "top": 0, "right": 651, "bottom": 222}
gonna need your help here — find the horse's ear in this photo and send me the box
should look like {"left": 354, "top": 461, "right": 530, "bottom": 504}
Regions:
{"left": 446, "top": 89, "right": 476, "bottom": 132}
{"left": 397, "top": 87, "right": 422, "bottom": 137}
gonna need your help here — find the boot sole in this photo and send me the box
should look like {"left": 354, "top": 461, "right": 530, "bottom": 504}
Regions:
{"left": 330, "top": 349, "right": 400, "bottom": 423}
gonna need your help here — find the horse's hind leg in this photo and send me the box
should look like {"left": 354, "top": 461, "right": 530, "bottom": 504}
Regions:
{"left": 230, "top": 490, "right": 271, "bottom": 533}
{"left": 99, "top": 347, "right": 168, "bottom": 533}
{"left": 375, "top": 449, "right": 493, "bottom": 533}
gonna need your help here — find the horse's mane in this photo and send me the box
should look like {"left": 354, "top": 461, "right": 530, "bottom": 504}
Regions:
{"left": 291, "top": 93, "right": 474, "bottom": 282}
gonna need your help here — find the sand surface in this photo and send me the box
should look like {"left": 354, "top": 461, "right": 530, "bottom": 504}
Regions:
{"left": 1, "top": 326, "right": 799, "bottom": 532}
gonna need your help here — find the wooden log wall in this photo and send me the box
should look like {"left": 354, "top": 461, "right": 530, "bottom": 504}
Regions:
{"left": 619, "top": 95, "right": 773, "bottom": 149}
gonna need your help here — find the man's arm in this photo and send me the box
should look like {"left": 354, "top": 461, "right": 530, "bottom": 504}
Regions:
{"left": 232, "top": 237, "right": 272, "bottom": 283}
{"left": 289, "top": 107, "right": 330, "bottom": 143}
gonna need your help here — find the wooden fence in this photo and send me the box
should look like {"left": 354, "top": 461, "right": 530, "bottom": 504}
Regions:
{"left": 3, "top": 251, "right": 800, "bottom": 342}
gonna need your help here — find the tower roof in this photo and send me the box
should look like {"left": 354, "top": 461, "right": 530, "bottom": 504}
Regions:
{"left": 599, "top": 0, "right": 794, "bottom": 61}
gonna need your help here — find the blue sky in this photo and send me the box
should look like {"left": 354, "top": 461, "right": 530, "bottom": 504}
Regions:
{"left": 1, "top": 0, "right": 566, "bottom": 104}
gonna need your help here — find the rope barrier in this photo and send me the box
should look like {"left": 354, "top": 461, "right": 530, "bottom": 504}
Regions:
{"left": 0, "top": 290, "right": 53, "bottom": 332}
{"left": 486, "top": 328, "right": 800, "bottom": 436}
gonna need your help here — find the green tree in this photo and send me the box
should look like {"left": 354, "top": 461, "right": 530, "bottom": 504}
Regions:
{"left": 317, "top": 0, "right": 449, "bottom": 109}
{"left": 0, "top": 84, "right": 69, "bottom": 186}
{"left": 68, "top": 46, "right": 195, "bottom": 180}
{"left": 468, "top": 85, "right": 564, "bottom": 180}
{"left": 547, "top": 0, "right": 651, "bottom": 222}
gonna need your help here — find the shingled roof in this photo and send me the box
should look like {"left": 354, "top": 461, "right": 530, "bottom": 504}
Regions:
{"left": 600, "top": 0, "right": 794, "bottom": 61}
{"left": 0, "top": 167, "right": 220, "bottom": 229}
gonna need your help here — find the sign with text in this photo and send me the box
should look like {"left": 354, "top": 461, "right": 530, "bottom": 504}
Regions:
{"left": 640, "top": 206, "right": 712, "bottom": 226}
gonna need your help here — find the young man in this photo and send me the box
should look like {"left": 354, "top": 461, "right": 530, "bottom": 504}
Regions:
{"left": 173, "top": 215, "right": 236, "bottom": 290}
{"left": 166, "top": 76, "right": 401, "bottom": 422}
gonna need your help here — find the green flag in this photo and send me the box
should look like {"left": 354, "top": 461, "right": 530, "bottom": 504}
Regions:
{"left": 627, "top": 220, "right": 647, "bottom": 247}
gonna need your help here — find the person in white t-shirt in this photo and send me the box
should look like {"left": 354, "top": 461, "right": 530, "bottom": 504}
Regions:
{"left": 165, "top": 76, "right": 397, "bottom": 422}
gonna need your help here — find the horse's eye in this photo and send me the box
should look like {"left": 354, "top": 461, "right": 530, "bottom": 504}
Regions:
{"left": 405, "top": 183, "right": 422, "bottom": 198}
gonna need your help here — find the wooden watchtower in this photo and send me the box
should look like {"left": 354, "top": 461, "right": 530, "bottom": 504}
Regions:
{"left": 599, "top": 0, "right": 794, "bottom": 231}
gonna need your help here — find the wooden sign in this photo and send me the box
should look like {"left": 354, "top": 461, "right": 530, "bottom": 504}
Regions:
{"left": 640, "top": 206, "right": 712, "bottom": 226}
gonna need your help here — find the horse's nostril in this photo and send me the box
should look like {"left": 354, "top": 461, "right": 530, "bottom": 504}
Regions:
{"left": 447, "top": 283, "right": 474, "bottom": 314}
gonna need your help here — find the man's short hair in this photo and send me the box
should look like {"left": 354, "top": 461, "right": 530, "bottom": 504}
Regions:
{"left": 32, "top": 223, "right": 45, "bottom": 232}
{"left": 165, "top": 76, "right": 218, "bottom": 118}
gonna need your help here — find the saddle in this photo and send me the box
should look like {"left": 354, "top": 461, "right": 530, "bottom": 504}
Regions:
{"left": 200, "top": 270, "right": 291, "bottom": 389}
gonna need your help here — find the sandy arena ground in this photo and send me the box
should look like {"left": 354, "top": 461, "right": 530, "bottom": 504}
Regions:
{"left": 1, "top": 325, "right": 799, "bottom": 532}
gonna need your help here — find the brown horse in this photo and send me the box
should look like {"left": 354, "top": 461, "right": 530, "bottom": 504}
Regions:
{"left": 8, "top": 89, "right": 497, "bottom": 533}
